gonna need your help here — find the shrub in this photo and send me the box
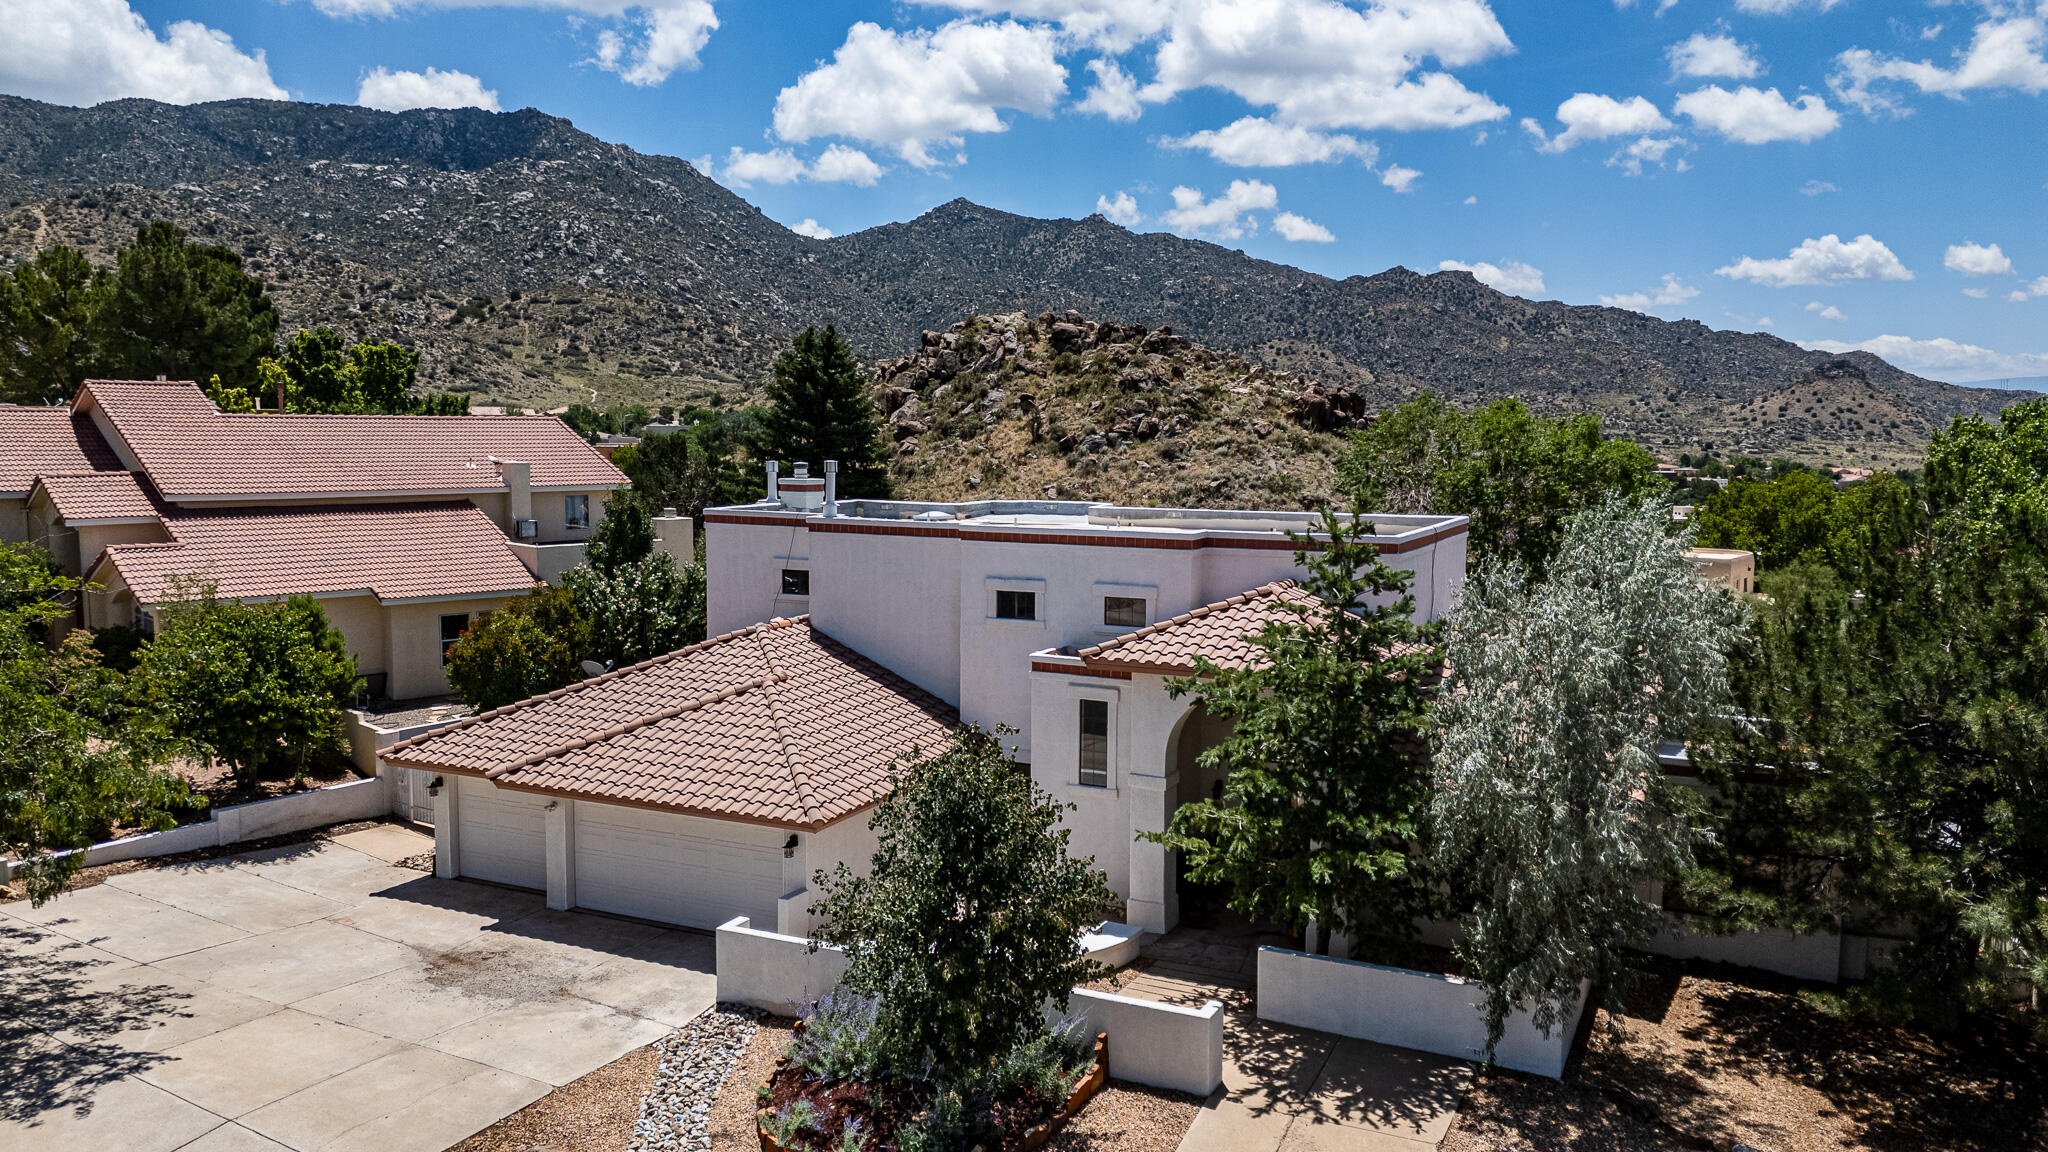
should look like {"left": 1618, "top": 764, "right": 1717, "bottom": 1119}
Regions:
{"left": 787, "top": 991, "right": 892, "bottom": 1084}
{"left": 444, "top": 584, "right": 587, "bottom": 711}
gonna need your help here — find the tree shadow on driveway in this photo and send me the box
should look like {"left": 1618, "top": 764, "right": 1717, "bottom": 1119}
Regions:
{"left": 0, "top": 921, "right": 189, "bottom": 1124}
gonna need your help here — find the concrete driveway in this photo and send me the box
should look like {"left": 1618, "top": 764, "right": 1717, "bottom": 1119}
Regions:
{"left": 0, "top": 825, "right": 715, "bottom": 1152}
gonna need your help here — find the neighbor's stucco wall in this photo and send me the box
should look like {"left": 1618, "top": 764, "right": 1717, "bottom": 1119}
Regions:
{"left": 74, "top": 522, "right": 168, "bottom": 576}
{"left": 0, "top": 497, "right": 28, "bottom": 544}
{"left": 319, "top": 594, "right": 391, "bottom": 683}
{"left": 382, "top": 596, "right": 511, "bottom": 700}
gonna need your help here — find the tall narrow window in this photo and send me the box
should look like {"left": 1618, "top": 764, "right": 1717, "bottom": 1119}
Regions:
{"left": 439, "top": 613, "right": 469, "bottom": 664}
{"left": 995, "top": 589, "right": 1037, "bottom": 620}
{"left": 1102, "top": 596, "right": 1147, "bottom": 628}
{"left": 564, "top": 494, "right": 590, "bottom": 528}
{"left": 1077, "top": 699, "right": 1109, "bottom": 787}
{"left": 782, "top": 568, "right": 810, "bottom": 596}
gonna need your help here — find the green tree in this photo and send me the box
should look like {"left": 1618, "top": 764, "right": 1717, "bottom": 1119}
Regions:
{"left": 564, "top": 496, "right": 706, "bottom": 668}
{"left": 444, "top": 585, "right": 586, "bottom": 711}
{"left": 348, "top": 339, "right": 419, "bottom": 412}
{"left": 0, "top": 245, "right": 108, "bottom": 404}
{"left": 279, "top": 327, "right": 353, "bottom": 410}
{"left": 1340, "top": 394, "right": 1661, "bottom": 575}
{"left": 1143, "top": 505, "right": 1441, "bottom": 952}
{"left": 0, "top": 545, "right": 189, "bottom": 903}
{"left": 809, "top": 726, "right": 1116, "bottom": 1085}
{"left": 92, "top": 221, "right": 278, "bottom": 390}
{"left": 753, "top": 325, "right": 891, "bottom": 499}
{"left": 561, "top": 403, "right": 609, "bottom": 443}
{"left": 1693, "top": 469, "right": 1839, "bottom": 569}
{"left": 1431, "top": 495, "right": 1734, "bottom": 1051}
{"left": 131, "top": 591, "right": 361, "bottom": 786}
{"left": 615, "top": 409, "right": 761, "bottom": 519}
{"left": 582, "top": 494, "right": 656, "bottom": 574}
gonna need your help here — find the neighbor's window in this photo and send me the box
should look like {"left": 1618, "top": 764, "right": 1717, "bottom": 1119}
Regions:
{"left": 995, "top": 589, "right": 1037, "bottom": 620}
{"left": 1078, "top": 699, "right": 1109, "bottom": 787}
{"left": 564, "top": 494, "right": 590, "bottom": 529}
{"left": 440, "top": 613, "right": 468, "bottom": 664}
{"left": 782, "top": 568, "right": 811, "bottom": 596}
{"left": 1102, "top": 596, "right": 1147, "bottom": 628}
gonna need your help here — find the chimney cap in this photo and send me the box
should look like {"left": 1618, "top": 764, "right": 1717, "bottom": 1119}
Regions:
{"left": 792, "top": 462, "right": 811, "bottom": 478}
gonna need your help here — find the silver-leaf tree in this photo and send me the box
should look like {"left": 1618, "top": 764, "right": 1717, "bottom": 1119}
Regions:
{"left": 1430, "top": 494, "right": 1737, "bottom": 1050}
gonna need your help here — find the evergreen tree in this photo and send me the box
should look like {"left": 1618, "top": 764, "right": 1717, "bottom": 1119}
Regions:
{"left": 0, "top": 245, "right": 108, "bottom": 404}
{"left": 563, "top": 496, "right": 706, "bottom": 668}
{"left": 91, "top": 222, "right": 278, "bottom": 390}
{"left": 445, "top": 585, "right": 587, "bottom": 711}
{"left": 753, "top": 325, "right": 891, "bottom": 499}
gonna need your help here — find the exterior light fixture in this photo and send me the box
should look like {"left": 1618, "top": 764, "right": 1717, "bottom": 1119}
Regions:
{"left": 784, "top": 834, "right": 799, "bottom": 859}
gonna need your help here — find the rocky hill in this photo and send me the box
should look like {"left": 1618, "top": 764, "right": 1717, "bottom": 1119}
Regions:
{"left": 0, "top": 95, "right": 2029, "bottom": 468}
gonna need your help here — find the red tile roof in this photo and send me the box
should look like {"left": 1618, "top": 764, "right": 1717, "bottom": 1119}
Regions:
{"left": 0, "top": 407, "right": 123, "bottom": 495}
{"left": 1077, "top": 581, "right": 1322, "bottom": 675}
{"left": 30, "top": 472, "right": 160, "bottom": 523}
{"left": 78, "top": 380, "right": 627, "bottom": 501}
{"left": 93, "top": 501, "right": 540, "bottom": 606}
{"left": 385, "top": 618, "right": 959, "bottom": 830}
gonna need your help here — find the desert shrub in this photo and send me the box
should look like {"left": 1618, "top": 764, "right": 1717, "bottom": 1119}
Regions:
{"left": 787, "top": 991, "right": 892, "bottom": 1084}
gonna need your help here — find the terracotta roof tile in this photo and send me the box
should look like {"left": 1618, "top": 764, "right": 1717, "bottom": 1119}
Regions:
{"left": 1076, "top": 581, "right": 1323, "bottom": 675}
{"left": 31, "top": 472, "right": 160, "bottom": 523}
{"left": 95, "top": 501, "right": 539, "bottom": 605}
{"left": 79, "top": 380, "right": 626, "bottom": 500}
{"left": 0, "top": 407, "right": 123, "bottom": 495}
{"left": 385, "top": 618, "right": 959, "bottom": 830}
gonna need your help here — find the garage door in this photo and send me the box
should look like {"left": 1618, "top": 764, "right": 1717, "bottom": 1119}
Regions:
{"left": 573, "top": 803, "right": 785, "bottom": 930}
{"left": 457, "top": 776, "right": 548, "bottom": 890}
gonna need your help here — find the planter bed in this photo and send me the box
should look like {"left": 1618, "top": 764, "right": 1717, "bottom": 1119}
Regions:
{"left": 756, "top": 1033, "right": 1108, "bottom": 1152}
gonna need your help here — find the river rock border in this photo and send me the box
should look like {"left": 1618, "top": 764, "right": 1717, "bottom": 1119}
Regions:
{"left": 627, "top": 1004, "right": 762, "bottom": 1152}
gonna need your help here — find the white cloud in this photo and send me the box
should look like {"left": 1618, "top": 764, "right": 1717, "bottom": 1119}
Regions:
{"left": 810, "top": 143, "right": 885, "bottom": 185}
{"left": 322, "top": 1, "right": 718, "bottom": 86}
{"left": 1805, "top": 300, "right": 1845, "bottom": 320}
{"left": 1600, "top": 273, "right": 1699, "bottom": 312}
{"left": 1439, "top": 259, "right": 1546, "bottom": 296}
{"left": 1522, "top": 92, "right": 1671, "bottom": 152}
{"left": 1161, "top": 179, "right": 1278, "bottom": 240}
{"left": 2012, "top": 276, "right": 2048, "bottom": 301}
{"left": 1802, "top": 333, "right": 2048, "bottom": 383}
{"left": 1965, "top": 287, "right": 1990, "bottom": 298}
{"left": 356, "top": 66, "right": 498, "bottom": 112}
{"left": 1164, "top": 116, "right": 1377, "bottom": 166}
{"left": 1668, "top": 33, "right": 1763, "bottom": 81}
{"left": 1380, "top": 164, "right": 1422, "bottom": 192}
{"left": 772, "top": 20, "right": 1067, "bottom": 166}
{"left": 1607, "top": 134, "right": 1688, "bottom": 175}
{"left": 1096, "top": 190, "right": 1143, "bottom": 226}
{"left": 1800, "top": 179, "right": 1838, "bottom": 196}
{"left": 1733, "top": 0, "right": 1841, "bottom": 13}
{"left": 1463, "top": 194, "right": 1477, "bottom": 205}
{"left": 1715, "top": 234, "right": 1913, "bottom": 287}
{"left": 1273, "top": 211, "right": 1335, "bottom": 242}
{"left": 929, "top": 0, "right": 1176, "bottom": 50}
{"left": 1833, "top": 13, "right": 2048, "bottom": 115}
{"left": 1077, "top": 58, "right": 1142, "bottom": 120}
{"left": 790, "top": 218, "right": 835, "bottom": 239}
{"left": 0, "top": 0, "right": 286, "bottom": 106}
{"left": 1674, "top": 84, "right": 1839, "bottom": 143}
{"left": 1944, "top": 241, "right": 2013, "bottom": 277}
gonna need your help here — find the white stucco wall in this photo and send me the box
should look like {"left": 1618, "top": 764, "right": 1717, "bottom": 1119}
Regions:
{"left": 807, "top": 527, "right": 962, "bottom": 705}
{"left": 706, "top": 517, "right": 816, "bottom": 637}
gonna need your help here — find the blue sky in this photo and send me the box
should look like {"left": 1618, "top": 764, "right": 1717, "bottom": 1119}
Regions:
{"left": 8, "top": 0, "right": 2048, "bottom": 383}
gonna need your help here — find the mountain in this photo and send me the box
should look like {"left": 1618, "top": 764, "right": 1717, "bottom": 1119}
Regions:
{"left": 0, "top": 95, "right": 2029, "bottom": 468}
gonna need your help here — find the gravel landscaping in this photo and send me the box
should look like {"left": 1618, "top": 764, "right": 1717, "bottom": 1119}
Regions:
{"left": 449, "top": 1041, "right": 665, "bottom": 1152}
{"left": 628, "top": 1006, "right": 764, "bottom": 1152}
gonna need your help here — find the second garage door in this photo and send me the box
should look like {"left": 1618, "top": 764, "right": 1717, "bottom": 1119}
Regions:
{"left": 457, "top": 776, "right": 548, "bottom": 890}
{"left": 573, "top": 802, "right": 786, "bottom": 930}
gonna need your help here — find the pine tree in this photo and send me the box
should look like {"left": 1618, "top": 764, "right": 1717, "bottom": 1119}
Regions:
{"left": 752, "top": 325, "right": 891, "bottom": 499}
{"left": 0, "top": 245, "right": 107, "bottom": 404}
{"left": 91, "top": 222, "right": 278, "bottom": 390}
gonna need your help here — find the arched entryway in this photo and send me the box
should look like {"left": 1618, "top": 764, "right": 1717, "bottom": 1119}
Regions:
{"left": 1165, "top": 702, "right": 1234, "bottom": 928}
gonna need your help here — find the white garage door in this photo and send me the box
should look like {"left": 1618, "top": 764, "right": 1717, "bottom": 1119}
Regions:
{"left": 573, "top": 803, "right": 785, "bottom": 930}
{"left": 457, "top": 776, "right": 548, "bottom": 890}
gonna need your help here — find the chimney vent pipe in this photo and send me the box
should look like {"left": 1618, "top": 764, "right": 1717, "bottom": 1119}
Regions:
{"left": 765, "top": 460, "right": 781, "bottom": 504}
{"left": 824, "top": 460, "right": 838, "bottom": 518}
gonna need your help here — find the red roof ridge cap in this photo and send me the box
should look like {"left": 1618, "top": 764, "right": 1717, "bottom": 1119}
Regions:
{"left": 751, "top": 626, "right": 823, "bottom": 822}
{"left": 1077, "top": 579, "right": 1300, "bottom": 659}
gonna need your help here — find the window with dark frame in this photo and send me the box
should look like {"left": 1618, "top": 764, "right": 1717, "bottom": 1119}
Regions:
{"left": 565, "top": 493, "right": 590, "bottom": 528}
{"left": 781, "top": 568, "right": 810, "bottom": 596}
{"left": 439, "top": 613, "right": 469, "bottom": 664}
{"left": 1077, "top": 698, "right": 1109, "bottom": 787}
{"left": 1102, "top": 595, "right": 1147, "bottom": 628}
{"left": 995, "top": 589, "right": 1037, "bottom": 620}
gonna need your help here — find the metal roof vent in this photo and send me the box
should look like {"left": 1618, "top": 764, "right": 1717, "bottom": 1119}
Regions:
{"left": 914, "top": 510, "right": 952, "bottom": 522}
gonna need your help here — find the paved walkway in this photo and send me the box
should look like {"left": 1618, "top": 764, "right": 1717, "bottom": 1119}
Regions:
{"left": 0, "top": 825, "right": 715, "bottom": 1152}
{"left": 1109, "top": 919, "right": 1472, "bottom": 1152}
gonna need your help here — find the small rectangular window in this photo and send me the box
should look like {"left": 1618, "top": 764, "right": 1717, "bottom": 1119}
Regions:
{"left": 781, "top": 568, "right": 810, "bottom": 596}
{"left": 1078, "top": 699, "right": 1109, "bottom": 787}
{"left": 995, "top": 589, "right": 1037, "bottom": 620}
{"left": 564, "top": 494, "right": 590, "bottom": 529}
{"left": 1102, "top": 596, "right": 1147, "bottom": 628}
{"left": 439, "top": 613, "right": 469, "bottom": 664}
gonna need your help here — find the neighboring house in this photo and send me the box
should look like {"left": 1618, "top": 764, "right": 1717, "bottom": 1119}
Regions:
{"left": 382, "top": 616, "right": 957, "bottom": 934}
{"left": 0, "top": 379, "right": 629, "bottom": 700}
{"left": 1684, "top": 547, "right": 1756, "bottom": 594}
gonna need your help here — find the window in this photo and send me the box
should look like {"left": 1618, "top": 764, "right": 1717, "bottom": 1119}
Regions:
{"left": 1102, "top": 596, "right": 1147, "bottom": 628}
{"left": 564, "top": 494, "right": 590, "bottom": 529}
{"left": 995, "top": 589, "right": 1037, "bottom": 621}
{"left": 1077, "top": 699, "right": 1109, "bottom": 787}
{"left": 781, "top": 568, "right": 810, "bottom": 596}
{"left": 440, "top": 613, "right": 469, "bottom": 664}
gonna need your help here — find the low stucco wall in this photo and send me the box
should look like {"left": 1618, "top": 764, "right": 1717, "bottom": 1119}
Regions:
{"left": 1647, "top": 923, "right": 1843, "bottom": 984}
{"left": 714, "top": 916, "right": 1225, "bottom": 1096}
{"left": 1257, "top": 946, "right": 1585, "bottom": 1079}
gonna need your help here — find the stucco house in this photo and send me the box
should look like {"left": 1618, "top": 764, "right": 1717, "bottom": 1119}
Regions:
{"left": 0, "top": 379, "right": 630, "bottom": 700}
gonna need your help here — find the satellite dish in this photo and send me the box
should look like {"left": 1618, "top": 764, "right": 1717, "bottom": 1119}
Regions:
{"left": 580, "top": 660, "right": 608, "bottom": 678}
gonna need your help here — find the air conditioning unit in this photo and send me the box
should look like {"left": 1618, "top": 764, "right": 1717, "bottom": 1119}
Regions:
{"left": 515, "top": 518, "right": 539, "bottom": 539}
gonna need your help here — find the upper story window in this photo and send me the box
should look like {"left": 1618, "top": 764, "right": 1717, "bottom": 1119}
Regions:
{"left": 782, "top": 568, "right": 811, "bottom": 596}
{"left": 1102, "top": 596, "right": 1147, "bottom": 629}
{"left": 564, "top": 494, "right": 591, "bottom": 529}
{"left": 995, "top": 589, "right": 1037, "bottom": 621}
{"left": 1077, "top": 698, "right": 1109, "bottom": 787}
{"left": 439, "top": 613, "right": 469, "bottom": 664}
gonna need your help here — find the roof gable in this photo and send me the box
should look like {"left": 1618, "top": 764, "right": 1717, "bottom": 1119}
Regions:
{"left": 0, "top": 407, "right": 124, "bottom": 496}
{"left": 30, "top": 472, "right": 160, "bottom": 524}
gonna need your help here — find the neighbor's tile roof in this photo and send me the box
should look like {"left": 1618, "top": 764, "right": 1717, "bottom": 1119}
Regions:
{"left": 78, "top": 380, "right": 626, "bottom": 500}
{"left": 94, "top": 501, "right": 539, "bottom": 606}
{"left": 384, "top": 618, "right": 959, "bottom": 830}
{"left": 0, "top": 407, "right": 123, "bottom": 495}
{"left": 1077, "top": 581, "right": 1323, "bottom": 675}
{"left": 31, "top": 472, "right": 160, "bottom": 523}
